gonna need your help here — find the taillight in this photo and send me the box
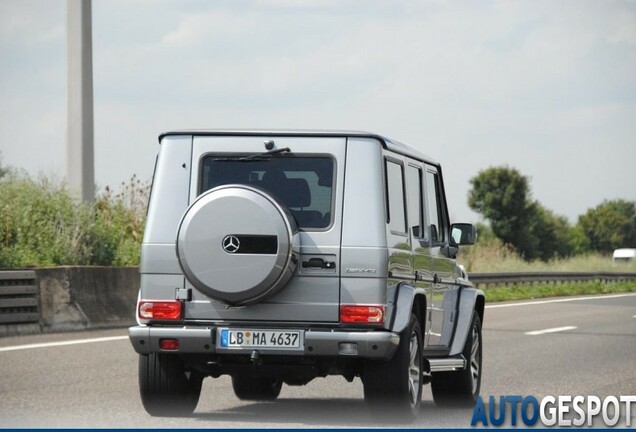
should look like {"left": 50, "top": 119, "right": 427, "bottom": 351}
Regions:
{"left": 340, "top": 305, "right": 385, "bottom": 324}
{"left": 138, "top": 301, "right": 182, "bottom": 320}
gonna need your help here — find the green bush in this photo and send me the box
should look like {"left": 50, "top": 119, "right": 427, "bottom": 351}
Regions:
{"left": 0, "top": 167, "right": 148, "bottom": 268}
{"left": 91, "top": 175, "right": 148, "bottom": 266}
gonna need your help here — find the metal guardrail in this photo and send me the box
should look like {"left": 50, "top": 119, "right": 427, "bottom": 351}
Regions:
{"left": 0, "top": 269, "right": 634, "bottom": 326}
{"left": 0, "top": 270, "right": 39, "bottom": 324}
{"left": 469, "top": 271, "right": 636, "bottom": 287}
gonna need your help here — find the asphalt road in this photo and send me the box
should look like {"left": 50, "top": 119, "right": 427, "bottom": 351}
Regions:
{"left": 0, "top": 293, "right": 634, "bottom": 428}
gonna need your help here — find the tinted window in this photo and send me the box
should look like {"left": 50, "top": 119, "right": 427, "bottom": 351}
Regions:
{"left": 386, "top": 160, "right": 407, "bottom": 234}
{"left": 406, "top": 165, "right": 423, "bottom": 240}
{"left": 425, "top": 170, "right": 445, "bottom": 243}
{"left": 200, "top": 156, "right": 334, "bottom": 229}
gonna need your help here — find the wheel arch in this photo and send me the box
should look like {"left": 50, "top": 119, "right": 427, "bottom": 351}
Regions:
{"left": 449, "top": 287, "right": 485, "bottom": 356}
{"left": 475, "top": 291, "right": 485, "bottom": 326}
{"left": 390, "top": 283, "right": 427, "bottom": 334}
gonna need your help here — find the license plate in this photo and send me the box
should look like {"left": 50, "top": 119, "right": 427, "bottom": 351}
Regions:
{"left": 218, "top": 329, "right": 303, "bottom": 350}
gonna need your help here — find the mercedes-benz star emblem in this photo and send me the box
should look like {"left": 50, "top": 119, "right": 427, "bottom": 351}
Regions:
{"left": 222, "top": 235, "right": 240, "bottom": 253}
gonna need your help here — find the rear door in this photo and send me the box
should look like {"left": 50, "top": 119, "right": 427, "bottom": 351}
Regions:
{"left": 184, "top": 135, "right": 346, "bottom": 323}
{"left": 424, "top": 165, "right": 459, "bottom": 347}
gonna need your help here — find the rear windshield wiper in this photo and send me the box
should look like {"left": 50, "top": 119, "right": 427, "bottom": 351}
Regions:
{"left": 214, "top": 147, "right": 291, "bottom": 162}
{"left": 238, "top": 147, "right": 291, "bottom": 161}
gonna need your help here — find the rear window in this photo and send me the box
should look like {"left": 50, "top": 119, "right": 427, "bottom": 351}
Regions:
{"left": 200, "top": 156, "right": 334, "bottom": 229}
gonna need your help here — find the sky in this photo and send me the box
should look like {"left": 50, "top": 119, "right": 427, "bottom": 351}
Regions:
{"left": 1, "top": 0, "right": 635, "bottom": 224}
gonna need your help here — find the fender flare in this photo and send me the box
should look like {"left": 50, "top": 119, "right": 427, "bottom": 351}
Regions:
{"left": 390, "top": 283, "right": 427, "bottom": 334}
{"left": 449, "top": 287, "right": 485, "bottom": 356}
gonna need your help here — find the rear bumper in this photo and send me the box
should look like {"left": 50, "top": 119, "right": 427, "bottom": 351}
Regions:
{"left": 128, "top": 325, "right": 399, "bottom": 360}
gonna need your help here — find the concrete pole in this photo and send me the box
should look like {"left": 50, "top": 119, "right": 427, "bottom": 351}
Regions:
{"left": 66, "top": 0, "right": 94, "bottom": 202}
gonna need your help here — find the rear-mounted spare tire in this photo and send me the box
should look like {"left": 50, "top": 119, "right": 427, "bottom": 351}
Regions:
{"left": 176, "top": 184, "right": 299, "bottom": 306}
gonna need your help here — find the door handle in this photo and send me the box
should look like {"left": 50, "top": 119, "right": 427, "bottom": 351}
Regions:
{"left": 302, "top": 258, "right": 336, "bottom": 269}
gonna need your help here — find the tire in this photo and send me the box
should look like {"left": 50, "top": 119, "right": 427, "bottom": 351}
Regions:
{"left": 139, "top": 353, "right": 203, "bottom": 417}
{"left": 363, "top": 314, "right": 423, "bottom": 422}
{"left": 232, "top": 375, "right": 282, "bottom": 401}
{"left": 431, "top": 312, "right": 482, "bottom": 407}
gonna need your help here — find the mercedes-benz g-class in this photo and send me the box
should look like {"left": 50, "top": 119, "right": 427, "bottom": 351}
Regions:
{"left": 128, "top": 130, "right": 484, "bottom": 421}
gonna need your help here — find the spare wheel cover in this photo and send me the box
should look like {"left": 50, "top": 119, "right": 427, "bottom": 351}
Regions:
{"left": 176, "top": 184, "right": 299, "bottom": 305}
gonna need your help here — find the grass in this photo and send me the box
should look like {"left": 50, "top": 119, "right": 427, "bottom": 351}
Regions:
{"left": 459, "top": 237, "right": 636, "bottom": 273}
{"left": 460, "top": 237, "right": 636, "bottom": 301}
{"left": 482, "top": 280, "right": 636, "bottom": 302}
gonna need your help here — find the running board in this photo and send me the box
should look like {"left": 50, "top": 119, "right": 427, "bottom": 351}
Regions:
{"left": 427, "top": 356, "right": 466, "bottom": 372}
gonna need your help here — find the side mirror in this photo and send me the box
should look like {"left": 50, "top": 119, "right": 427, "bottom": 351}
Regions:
{"left": 441, "top": 244, "right": 460, "bottom": 259}
{"left": 451, "top": 223, "right": 476, "bottom": 245}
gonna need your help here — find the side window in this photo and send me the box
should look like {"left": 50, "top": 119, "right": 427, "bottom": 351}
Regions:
{"left": 425, "top": 170, "right": 445, "bottom": 244}
{"left": 385, "top": 159, "right": 407, "bottom": 234}
{"left": 406, "top": 165, "right": 423, "bottom": 241}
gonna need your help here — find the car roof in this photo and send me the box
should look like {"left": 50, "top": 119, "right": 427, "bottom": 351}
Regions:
{"left": 158, "top": 129, "right": 439, "bottom": 166}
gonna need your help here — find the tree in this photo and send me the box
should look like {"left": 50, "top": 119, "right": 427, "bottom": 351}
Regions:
{"left": 468, "top": 166, "right": 573, "bottom": 261}
{"left": 528, "top": 202, "right": 573, "bottom": 260}
{"left": 468, "top": 167, "right": 536, "bottom": 257}
{"left": 575, "top": 200, "right": 636, "bottom": 254}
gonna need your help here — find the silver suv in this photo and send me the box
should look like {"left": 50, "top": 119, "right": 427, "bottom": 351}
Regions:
{"left": 128, "top": 130, "right": 484, "bottom": 421}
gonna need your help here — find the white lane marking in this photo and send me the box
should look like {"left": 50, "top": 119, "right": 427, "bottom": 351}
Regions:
{"left": 486, "top": 292, "right": 636, "bottom": 309}
{"left": 525, "top": 326, "right": 577, "bottom": 336}
{"left": 0, "top": 335, "right": 128, "bottom": 352}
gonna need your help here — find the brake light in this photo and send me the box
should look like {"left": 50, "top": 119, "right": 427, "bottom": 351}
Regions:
{"left": 340, "top": 305, "right": 385, "bottom": 324}
{"left": 138, "top": 301, "right": 182, "bottom": 320}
